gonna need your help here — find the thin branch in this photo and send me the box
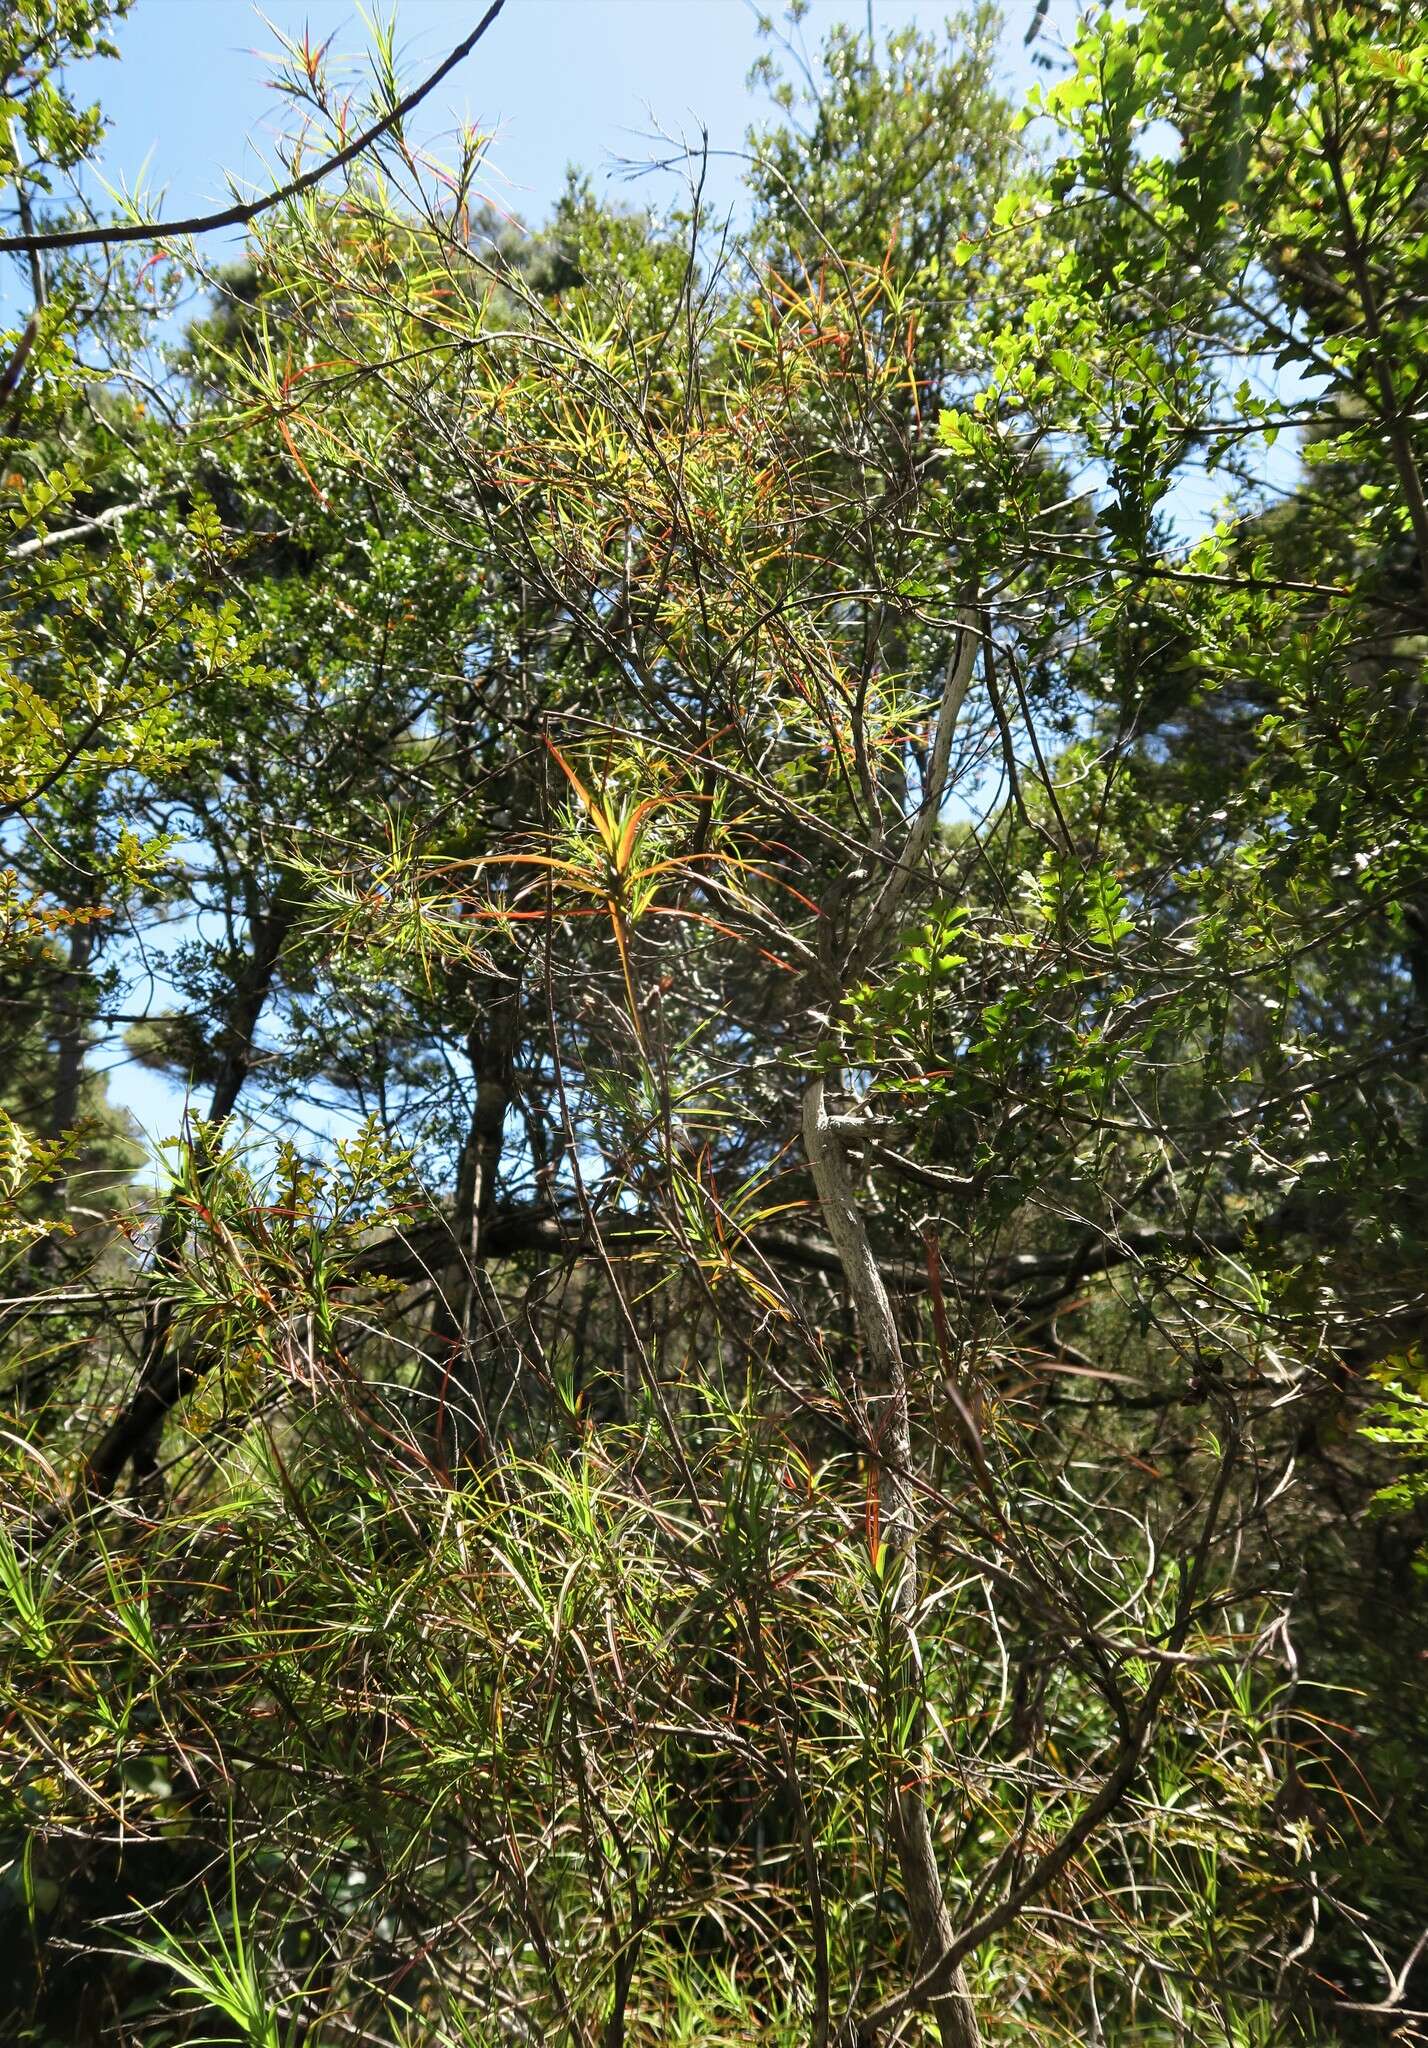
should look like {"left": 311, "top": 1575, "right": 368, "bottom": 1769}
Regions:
{"left": 0, "top": 0, "right": 508, "bottom": 257}
{"left": 7, "top": 496, "right": 157, "bottom": 562}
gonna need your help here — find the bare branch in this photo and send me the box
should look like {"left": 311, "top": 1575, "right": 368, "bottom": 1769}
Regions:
{"left": 0, "top": 0, "right": 507, "bottom": 257}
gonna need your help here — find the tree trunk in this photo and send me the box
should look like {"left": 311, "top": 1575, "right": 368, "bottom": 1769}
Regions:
{"left": 426, "top": 976, "right": 520, "bottom": 1465}
{"left": 76, "top": 906, "right": 291, "bottom": 1499}
{"left": 18, "top": 916, "right": 99, "bottom": 1317}
{"left": 804, "top": 1073, "right": 981, "bottom": 2048}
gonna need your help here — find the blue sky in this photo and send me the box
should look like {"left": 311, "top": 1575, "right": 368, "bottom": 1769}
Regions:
{"left": 84, "top": 1, "right": 1072, "bottom": 239}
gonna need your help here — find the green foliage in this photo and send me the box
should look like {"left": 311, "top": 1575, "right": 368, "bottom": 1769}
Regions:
{"left": 1, "top": 1, "right": 129, "bottom": 186}
{"left": 2, "top": 3, "right": 1427, "bottom": 2045}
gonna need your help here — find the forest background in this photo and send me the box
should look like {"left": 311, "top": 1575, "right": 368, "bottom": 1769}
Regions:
{"left": 3, "top": 3, "right": 1428, "bottom": 2046}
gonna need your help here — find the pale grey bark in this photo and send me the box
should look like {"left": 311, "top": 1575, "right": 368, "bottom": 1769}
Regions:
{"left": 803, "top": 1075, "right": 981, "bottom": 2048}
{"left": 802, "top": 615, "right": 982, "bottom": 2048}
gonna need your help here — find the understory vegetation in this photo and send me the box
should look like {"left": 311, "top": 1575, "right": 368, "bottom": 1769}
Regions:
{"left": 3, "top": 1, "right": 1428, "bottom": 2042}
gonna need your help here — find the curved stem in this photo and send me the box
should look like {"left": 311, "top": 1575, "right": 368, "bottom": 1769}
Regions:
{"left": 803, "top": 1072, "right": 981, "bottom": 2048}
